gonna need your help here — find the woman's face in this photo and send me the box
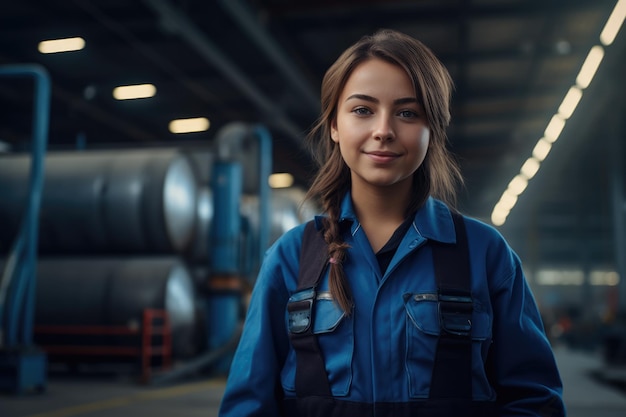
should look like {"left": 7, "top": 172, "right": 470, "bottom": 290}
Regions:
{"left": 331, "top": 58, "right": 430, "bottom": 193}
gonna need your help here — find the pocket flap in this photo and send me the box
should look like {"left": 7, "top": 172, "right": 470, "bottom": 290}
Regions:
{"left": 404, "top": 293, "right": 491, "bottom": 339}
{"left": 313, "top": 292, "right": 345, "bottom": 334}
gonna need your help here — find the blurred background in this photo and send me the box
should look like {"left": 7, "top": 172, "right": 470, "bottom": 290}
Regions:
{"left": 1, "top": 0, "right": 625, "bottom": 416}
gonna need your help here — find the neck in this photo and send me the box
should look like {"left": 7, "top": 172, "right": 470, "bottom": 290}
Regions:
{"left": 351, "top": 180, "right": 412, "bottom": 226}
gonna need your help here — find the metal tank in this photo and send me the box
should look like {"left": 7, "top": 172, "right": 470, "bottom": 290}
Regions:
{"left": 241, "top": 187, "right": 319, "bottom": 247}
{"left": 0, "top": 149, "right": 198, "bottom": 254}
{"left": 185, "top": 186, "right": 214, "bottom": 263}
{"left": 31, "top": 257, "right": 200, "bottom": 358}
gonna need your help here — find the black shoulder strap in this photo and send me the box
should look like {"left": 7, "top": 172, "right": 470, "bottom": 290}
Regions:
{"left": 288, "top": 220, "right": 332, "bottom": 396}
{"left": 429, "top": 212, "right": 473, "bottom": 399}
{"left": 297, "top": 220, "right": 328, "bottom": 290}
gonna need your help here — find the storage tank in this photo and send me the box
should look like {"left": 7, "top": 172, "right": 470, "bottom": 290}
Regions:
{"left": 31, "top": 257, "right": 200, "bottom": 358}
{"left": 0, "top": 149, "right": 198, "bottom": 254}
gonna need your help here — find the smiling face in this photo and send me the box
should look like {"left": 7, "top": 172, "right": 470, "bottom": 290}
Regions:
{"left": 330, "top": 58, "right": 430, "bottom": 196}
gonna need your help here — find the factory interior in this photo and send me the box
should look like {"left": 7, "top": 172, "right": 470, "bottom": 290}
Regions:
{"left": 1, "top": 1, "right": 626, "bottom": 416}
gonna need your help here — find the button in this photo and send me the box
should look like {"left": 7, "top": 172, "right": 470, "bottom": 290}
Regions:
{"left": 408, "top": 239, "right": 419, "bottom": 249}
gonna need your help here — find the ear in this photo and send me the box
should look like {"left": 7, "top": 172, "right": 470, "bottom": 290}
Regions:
{"left": 330, "top": 118, "right": 339, "bottom": 143}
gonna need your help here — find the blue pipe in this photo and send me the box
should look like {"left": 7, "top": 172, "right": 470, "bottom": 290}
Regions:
{"left": 254, "top": 125, "right": 272, "bottom": 272}
{"left": 0, "top": 65, "right": 50, "bottom": 348}
{"left": 210, "top": 162, "right": 243, "bottom": 275}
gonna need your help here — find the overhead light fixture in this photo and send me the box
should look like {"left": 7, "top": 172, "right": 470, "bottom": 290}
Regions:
{"left": 168, "top": 117, "right": 210, "bottom": 134}
{"left": 576, "top": 45, "right": 604, "bottom": 89}
{"left": 490, "top": 2, "right": 620, "bottom": 227}
{"left": 520, "top": 158, "right": 540, "bottom": 179}
{"left": 491, "top": 210, "right": 508, "bottom": 227}
{"left": 544, "top": 115, "right": 566, "bottom": 143}
{"left": 507, "top": 175, "right": 529, "bottom": 196}
{"left": 557, "top": 86, "right": 583, "bottom": 119}
{"left": 38, "top": 37, "right": 85, "bottom": 54}
{"left": 113, "top": 84, "right": 157, "bottom": 100}
{"left": 268, "top": 173, "right": 294, "bottom": 189}
{"left": 532, "top": 138, "right": 553, "bottom": 161}
{"left": 600, "top": 0, "right": 626, "bottom": 46}
{"left": 499, "top": 190, "right": 519, "bottom": 211}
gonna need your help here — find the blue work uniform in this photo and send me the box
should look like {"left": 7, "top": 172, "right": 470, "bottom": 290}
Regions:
{"left": 218, "top": 195, "right": 565, "bottom": 416}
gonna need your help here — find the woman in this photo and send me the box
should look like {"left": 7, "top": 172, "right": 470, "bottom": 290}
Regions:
{"left": 219, "top": 29, "right": 565, "bottom": 416}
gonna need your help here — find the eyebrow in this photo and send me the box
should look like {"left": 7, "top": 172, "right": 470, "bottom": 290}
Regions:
{"left": 345, "top": 93, "right": 419, "bottom": 105}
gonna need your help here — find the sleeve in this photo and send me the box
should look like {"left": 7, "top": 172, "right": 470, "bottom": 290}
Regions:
{"left": 218, "top": 250, "right": 291, "bottom": 417}
{"left": 487, "top": 250, "right": 566, "bottom": 416}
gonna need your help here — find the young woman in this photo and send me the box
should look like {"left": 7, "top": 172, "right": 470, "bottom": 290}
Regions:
{"left": 218, "top": 29, "right": 565, "bottom": 416}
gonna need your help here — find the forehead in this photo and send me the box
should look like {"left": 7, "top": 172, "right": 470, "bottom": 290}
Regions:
{"left": 341, "top": 58, "right": 415, "bottom": 98}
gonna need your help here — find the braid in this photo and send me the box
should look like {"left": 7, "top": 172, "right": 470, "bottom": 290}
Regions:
{"left": 322, "top": 199, "right": 353, "bottom": 315}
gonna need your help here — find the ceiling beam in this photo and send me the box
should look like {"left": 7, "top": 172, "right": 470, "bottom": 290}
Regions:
{"left": 143, "top": 0, "right": 307, "bottom": 149}
{"left": 217, "top": 0, "right": 319, "bottom": 113}
{"left": 269, "top": 0, "right": 614, "bottom": 23}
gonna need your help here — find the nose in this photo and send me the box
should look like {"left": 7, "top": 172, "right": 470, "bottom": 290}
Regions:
{"left": 373, "top": 114, "right": 395, "bottom": 141}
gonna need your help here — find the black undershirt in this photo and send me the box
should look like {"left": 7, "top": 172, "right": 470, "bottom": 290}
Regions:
{"left": 375, "top": 215, "right": 414, "bottom": 275}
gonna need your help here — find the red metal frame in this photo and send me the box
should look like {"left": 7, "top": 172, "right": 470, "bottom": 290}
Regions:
{"left": 34, "top": 308, "right": 172, "bottom": 382}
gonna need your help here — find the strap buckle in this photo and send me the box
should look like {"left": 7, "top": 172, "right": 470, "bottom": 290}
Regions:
{"left": 438, "top": 290, "right": 473, "bottom": 337}
{"left": 287, "top": 288, "right": 315, "bottom": 334}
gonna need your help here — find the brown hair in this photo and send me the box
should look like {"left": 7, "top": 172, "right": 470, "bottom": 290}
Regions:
{"left": 304, "top": 29, "right": 462, "bottom": 313}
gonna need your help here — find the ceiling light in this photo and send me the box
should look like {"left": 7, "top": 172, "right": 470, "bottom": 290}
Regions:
{"left": 169, "top": 117, "right": 210, "bottom": 134}
{"left": 507, "top": 175, "right": 529, "bottom": 196}
{"left": 576, "top": 45, "right": 604, "bottom": 89}
{"left": 600, "top": 0, "right": 626, "bottom": 46}
{"left": 268, "top": 173, "right": 294, "bottom": 188}
{"left": 38, "top": 37, "right": 85, "bottom": 54}
{"left": 491, "top": 210, "right": 508, "bottom": 227}
{"left": 520, "top": 158, "right": 540, "bottom": 179}
{"left": 113, "top": 84, "right": 156, "bottom": 100}
{"left": 532, "top": 138, "right": 553, "bottom": 161}
{"left": 544, "top": 115, "right": 566, "bottom": 143}
{"left": 499, "top": 190, "right": 519, "bottom": 211}
{"left": 558, "top": 86, "right": 583, "bottom": 119}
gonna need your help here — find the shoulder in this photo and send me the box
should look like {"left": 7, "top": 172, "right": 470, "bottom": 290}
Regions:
{"left": 461, "top": 214, "right": 509, "bottom": 249}
{"left": 460, "top": 214, "right": 520, "bottom": 285}
{"left": 256, "top": 221, "right": 310, "bottom": 294}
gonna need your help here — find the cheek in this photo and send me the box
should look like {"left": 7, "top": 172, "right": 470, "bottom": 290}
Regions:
{"left": 416, "top": 128, "right": 430, "bottom": 157}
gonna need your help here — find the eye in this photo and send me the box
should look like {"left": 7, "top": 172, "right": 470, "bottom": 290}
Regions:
{"left": 352, "top": 107, "right": 372, "bottom": 116}
{"left": 398, "top": 109, "right": 419, "bottom": 118}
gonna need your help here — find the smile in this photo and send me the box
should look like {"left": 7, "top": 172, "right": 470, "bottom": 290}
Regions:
{"left": 365, "top": 151, "right": 400, "bottom": 163}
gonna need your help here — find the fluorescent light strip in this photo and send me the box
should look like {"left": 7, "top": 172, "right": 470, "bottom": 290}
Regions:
{"left": 113, "top": 84, "right": 157, "bottom": 100}
{"left": 576, "top": 45, "right": 605, "bottom": 89}
{"left": 507, "top": 175, "right": 529, "bottom": 196}
{"left": 532, "top": 139, "right": 553, "bottom": 161}
{"left": 38, "top": 37, "right": 85, "bottom": 54}
{"left": 558, "top": 87, "right": 583, "bottom": 119}
{"left": 600, "top": 0, "right": 626, "bottom": 46}
{"left": 490, "top": 1, "right": 624, "bottom": 227}
{"left": 268, "top": 173, "right": 294, "bottom": 188}
{"left": 169, "top": 117, "right": 210, "bottom": 134}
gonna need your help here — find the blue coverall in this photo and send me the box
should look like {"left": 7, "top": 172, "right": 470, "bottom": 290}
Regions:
{"left": 219, "top": 195, "right": 565, "bottom": 416}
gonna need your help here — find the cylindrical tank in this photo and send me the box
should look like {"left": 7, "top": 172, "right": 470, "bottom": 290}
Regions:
{"left": 30, "top": 257, "right": 200, "bottom": 358}
{"left": 186, "top": 186, "right": 214, "bottom": 263}
{"left": 0, "top": 149, "right": 198, "bottom": 254}
{"left": 241, "top": 187, "right": 319, "bottom": 247}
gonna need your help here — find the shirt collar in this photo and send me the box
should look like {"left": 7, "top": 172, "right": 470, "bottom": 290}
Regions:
{"left": 314, "top": 192, "right": 457, "bottom": 244}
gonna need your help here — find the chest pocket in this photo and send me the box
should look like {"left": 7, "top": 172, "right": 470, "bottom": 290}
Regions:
{"left": 403, "top": 292, "right": 492, "bottom": 399}
{"left": 282, "top": 291, "right": 354, "bottom": 397}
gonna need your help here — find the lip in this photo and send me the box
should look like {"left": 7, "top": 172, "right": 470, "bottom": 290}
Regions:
{"left": 365, "top": 150, "right": 400, "bottom": 164}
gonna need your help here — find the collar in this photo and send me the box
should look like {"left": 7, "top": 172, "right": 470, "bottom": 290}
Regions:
{"left": 314, "top": 192, "right": 457, "bottom": 244}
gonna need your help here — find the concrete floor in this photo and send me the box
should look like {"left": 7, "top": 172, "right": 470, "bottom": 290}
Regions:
{"left": 2, "top": 346, "right": 626, "bottom": 417}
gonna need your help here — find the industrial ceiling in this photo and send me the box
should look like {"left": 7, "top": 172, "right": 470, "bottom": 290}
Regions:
{"left": 1, "top": 0, "right": 624, "bottom": 272}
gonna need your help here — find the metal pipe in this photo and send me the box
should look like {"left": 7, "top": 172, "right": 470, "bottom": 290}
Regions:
{"left": 0, "top": 64, "right": 50, "bottom": 348}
